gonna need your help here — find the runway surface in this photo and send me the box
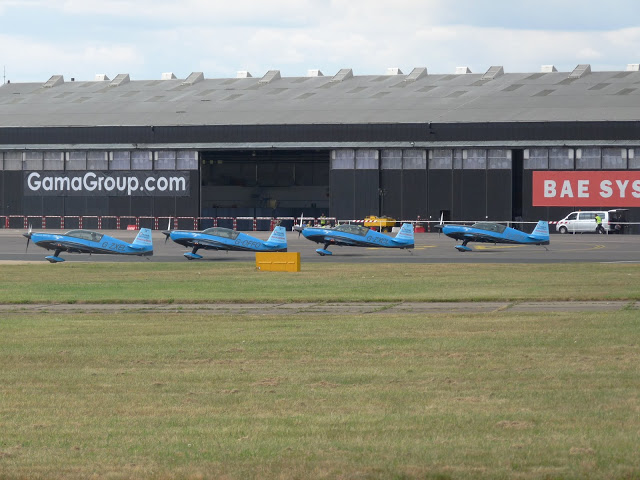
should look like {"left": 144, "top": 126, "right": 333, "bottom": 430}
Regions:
{"left": 1, "top": 228, "right": 638, "bottom": 263}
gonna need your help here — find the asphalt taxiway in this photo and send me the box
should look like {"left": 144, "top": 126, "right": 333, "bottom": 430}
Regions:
{"left": 0, "top": 228, "right": 638, "bottom": 263}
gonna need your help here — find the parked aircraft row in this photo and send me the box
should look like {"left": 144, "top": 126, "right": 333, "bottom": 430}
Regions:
{"left": 22, "top": 220, "right": 549, "bottom": 263}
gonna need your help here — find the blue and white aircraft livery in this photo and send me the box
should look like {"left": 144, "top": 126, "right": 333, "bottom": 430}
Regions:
{"left": 163, "top": 226, "right": 287, "bottom": 260}
{"left": 301, "top": 222, "right": 414, "bottom": 256}
{"left": 438, "top": 220, "right": 550, "bottom": 252}
{"left": 24, "top": 228, "right": 154, "bottom": 263}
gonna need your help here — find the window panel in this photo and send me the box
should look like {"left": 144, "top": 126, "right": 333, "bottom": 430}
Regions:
{"left": 381, "top": 149, "right": 402, "bottom": 169}
{"left": 177, "top": 150, "right": 198, "bottom": 170}
{"left": 355, "top": 149, "right": 378, "bottom": 169}
{"left": 576, "top": 147, "right": 601, "bottom": 169}
{"left": 402, "top": 149, "right": 426, "bottom": 169}
{"left": 429, "top": 149, "right": 452, "bottom": 169}
{"left": 463, "top": 149, "right": 486, "bottom": 169}
{"left": 602, "top": 148, "right": 626, "bottom": 169}
{"left": 487, "top": 149, "right": 512, "bottom": 169}
{"left": 24, "top": 151, "right": 43, "bottom": 170}
{"left": 453, "top": 150, "right": 463, "bottom": 169}
{"left": 66, "top": 151, "right": 87, "bottom": 170}
{"left": 629, "top": 149, "right": 640, "bottom": 169}
{"left": 87, "top": 151, "right": 108, "bottom": 170}
{"left": 43, "top": 152, "right": 64, "bottom": 170}
{"left": 155, "top": 150, "right": 176, "bottom": 170}
{"left": 524, "top": 148, "right": 549, "bottom": 169}
{"left": 131, "top": 151, "right": 152, "bottom": 170}
{"left": 331, "top": 149, "right": 355, "bottom": 169}
{"left": 3, "top": 152, "right": 22, "bottom": 170}
{"left": 549, "top": 148, "right": 573, "bottom": 170}
{"left": 110, "top": 151, "right": 130, "bottom": 170}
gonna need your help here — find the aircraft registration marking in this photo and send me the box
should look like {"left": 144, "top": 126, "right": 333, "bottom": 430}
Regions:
{"left": 101, "top": 242, "right": 126, "bottom": 252}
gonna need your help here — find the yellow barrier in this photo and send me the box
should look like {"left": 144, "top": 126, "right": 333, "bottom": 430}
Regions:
{"left": 255, "top": 252, "right": 301, "bottom": 272}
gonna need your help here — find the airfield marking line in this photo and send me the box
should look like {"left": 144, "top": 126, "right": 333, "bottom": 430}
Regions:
{"left": 554, "top": 244, "right": 606, "bottom": 251}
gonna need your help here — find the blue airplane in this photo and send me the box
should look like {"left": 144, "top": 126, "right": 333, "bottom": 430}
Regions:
{"left": 163, "top": 226, "right": 287, "bottom": 260}
{"left": 24, "top": 227, "right": 154, "bottom": 263}
{"left": 437, "top": 220, "right": 550, "bottom": 252}
{"left": 301, "top": 222, "right": 414, "bottom": 256}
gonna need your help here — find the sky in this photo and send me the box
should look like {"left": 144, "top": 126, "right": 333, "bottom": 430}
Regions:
{"left": 1, "top": 0, "right": 639, "bottom": 83}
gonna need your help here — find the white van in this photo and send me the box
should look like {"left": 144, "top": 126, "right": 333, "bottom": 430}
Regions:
{"left": 555, "top": 209, "right": 628, "bottom": 234}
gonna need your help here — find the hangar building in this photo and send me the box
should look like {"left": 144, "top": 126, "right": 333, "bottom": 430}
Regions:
{"left": 1, "top": 64, "right": 639, "bottom": 230}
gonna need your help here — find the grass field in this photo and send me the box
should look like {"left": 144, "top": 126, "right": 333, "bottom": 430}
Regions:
{"left": 0, "top": 263, "right": 639, "bottom": 479}
{"left": 0, "top": 262, "right": 639, "bottom": 303}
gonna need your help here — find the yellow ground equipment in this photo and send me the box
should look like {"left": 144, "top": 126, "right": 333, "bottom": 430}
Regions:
{"left": 255, "top": 252, "right": 301, "bottom": 272}
{"left": 363, "top": 216, "right": 396, "bottom": 232}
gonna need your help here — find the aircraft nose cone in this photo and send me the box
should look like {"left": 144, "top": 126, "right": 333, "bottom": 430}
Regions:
{"left": 23, "top": 232, "right": 31, "bottom": 239}
{"left": 161, "top": 230, "right": 171, "bottom": 237}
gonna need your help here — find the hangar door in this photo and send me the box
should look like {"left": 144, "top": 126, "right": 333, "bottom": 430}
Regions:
{"left": 200, "top": 150, "right": 329, "bottom": 218}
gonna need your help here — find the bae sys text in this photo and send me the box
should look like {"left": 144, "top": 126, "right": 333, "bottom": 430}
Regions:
{"left": 533, "top": 171, "right": 640, "bottom": 207}
{"left": 24, "top": 171, "right": 190, "bottom": 196}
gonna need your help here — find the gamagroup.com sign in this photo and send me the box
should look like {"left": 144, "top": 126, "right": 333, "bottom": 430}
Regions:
{"left": 24, "top": 171, "right": 190, "bottom": 196}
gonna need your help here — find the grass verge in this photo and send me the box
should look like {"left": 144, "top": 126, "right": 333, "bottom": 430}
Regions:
{"left": 0, "top": 310, "right": 639, "bottom": 479}
{"left": 0, "top": 262, "right": 639, "bottom": 303}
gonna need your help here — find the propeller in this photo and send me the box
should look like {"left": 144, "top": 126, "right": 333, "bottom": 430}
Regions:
{"left": 432, "top": 213, "right": 445, "bottom": 237}
{"left": 162, "top": 217, "right": 172, "bottom": 244}
{"left": 295, "top": 213, "right": 305, "bottom": 238}
{"left": 23, "top": 224, "right": 33, "bottom": 252}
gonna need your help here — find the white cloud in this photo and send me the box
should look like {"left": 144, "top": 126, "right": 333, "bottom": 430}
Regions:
{"left": 1, "top": 1, "right": 639, "bottom": 81}
{"left": 57, "top": 0, "right": 318, "bottom": 25}
{"left": 0, "top": 34, "right": 142, "bottom": 81}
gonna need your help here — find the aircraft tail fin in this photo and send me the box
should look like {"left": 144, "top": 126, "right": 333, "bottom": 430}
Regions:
{"left": 132, "top": 228, "right": 153, "bottom": 250}
{"left": 394, "top": 223, "right": 414, "bottom": 245}
{"left": 266, "top": 226, "right": 287, "bottom": 248}
{"left": 528, "top": 221, "right": 550, "bottom": 242}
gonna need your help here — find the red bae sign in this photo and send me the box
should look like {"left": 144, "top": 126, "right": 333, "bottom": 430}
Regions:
{"left": 533, "top": 171, "right": 640, "bottom": 207}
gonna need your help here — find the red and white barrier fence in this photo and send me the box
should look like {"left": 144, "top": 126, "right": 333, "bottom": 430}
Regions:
{"left": 1, "top": 215, "right": 637, "bottom": 233}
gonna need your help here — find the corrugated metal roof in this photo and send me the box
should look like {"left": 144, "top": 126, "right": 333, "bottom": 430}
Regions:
{"left": 1, "top": 68, "right": 639, "bottom": 127}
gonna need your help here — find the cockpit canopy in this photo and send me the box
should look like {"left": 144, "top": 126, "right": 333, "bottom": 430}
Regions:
{"left": 64, "top": 230, "right": 104, "bottom": 242}
{"left": 470, "top": 222, "right": 507, "bottom": 234}
{"left": 332, "top": 224, "right": 370, "bottom": 237}
{"left": 201, "top": 227, "right": 240, "bottom": 240}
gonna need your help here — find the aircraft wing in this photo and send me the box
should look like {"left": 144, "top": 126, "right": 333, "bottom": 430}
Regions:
{"left": 328, "top": 235, "right": 359, "bottom": 246}
{"left": 49, "top": 240, "right": 96, "bottom": 254}
{"left": 192, "top": 237, "right": 229, "bottom": 249}
{"left": 460, "top": 231, "right": 502, "bottom": 243}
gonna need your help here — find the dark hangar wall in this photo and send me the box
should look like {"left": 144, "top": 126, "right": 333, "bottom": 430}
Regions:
{"left": 1, "top": 121, "right": 640, "bottom": 144}
{"left": 329, "top": 153, "right": 512, "bottom": 222}
{"left": 1, "top": 170, "right": 199, "bottom": 227}
{"left": 2, "top": 120, "right": 640, "bottom": 225}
